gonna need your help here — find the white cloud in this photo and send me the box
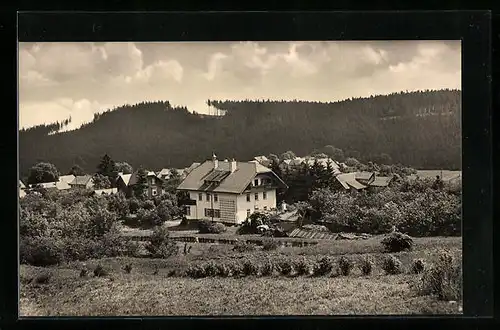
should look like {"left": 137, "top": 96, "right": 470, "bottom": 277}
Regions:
{"left": 18, "top": 41, "right": 461, "bottom": 129}
{"left": 19, "top": 98, "right": 107, "bottom": 131}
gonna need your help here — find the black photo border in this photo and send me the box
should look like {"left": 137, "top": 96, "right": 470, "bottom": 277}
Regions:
{"left": 2, "top": 9, "right": 494, "bottom": 330}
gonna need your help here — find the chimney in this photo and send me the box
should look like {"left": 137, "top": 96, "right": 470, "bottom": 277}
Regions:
{"left": 230, "top": 158, "right": 237, "bottom": 173}
{"left": 212, "top": 153, "right": 218, "bottom": 169}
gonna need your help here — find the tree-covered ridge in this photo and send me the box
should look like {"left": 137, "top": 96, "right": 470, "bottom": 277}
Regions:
{"left": 19, "top": 90, "right": 461, "bottom": 177}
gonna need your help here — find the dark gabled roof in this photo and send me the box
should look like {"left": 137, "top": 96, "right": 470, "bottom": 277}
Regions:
{"left": 69, "top": 175, "right": 93, "bottom": 186}
{"left": 177, "top": 160, "right": 287, "bottom": 194}
{"left": 355, "top": 171, "right": 375, "bottom": 181}
{"left": 125, "top": 170, "right": 163, "bottom": 186}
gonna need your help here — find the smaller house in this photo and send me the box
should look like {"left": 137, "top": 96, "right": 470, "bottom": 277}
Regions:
{"left": 369, "top": 176, "right": 393, "bottom": 188}
{"left": 355, "top": 172, "right": 375, "bottom": 186}
{"left": 69, "top": 175, "right": 94, "bottom": 189}
{"left": 335, "top": 172, "right": 367, "bottom": 191}
{"left": 116, "top": 170, "right": 164, "bottom": 198}
{"left": 157, "top": 168, "right": 185, "bottom": 180}
{"left": 19, "top": 180, "right": 26, "bottom": 198}
{"left": 93, "top": 188, "right": 118, "bottom": 195}
{"left": 253, "top": 155, "right": 271, "bottom": 167}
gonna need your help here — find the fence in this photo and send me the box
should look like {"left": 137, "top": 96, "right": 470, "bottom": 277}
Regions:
{"left": 126, "top": 234, "right": 318, "bottom": 247}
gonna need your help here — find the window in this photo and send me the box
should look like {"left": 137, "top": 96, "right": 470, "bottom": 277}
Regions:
{"left": 263, "top": 191, "right": 267, "bottom": 200}
{"left": 264, "top": 206, "right": 268, "bottom": 211}
{"left": 185, "top": 206, "right": 191, "bottom": 216}
{"left": 151, "top": 177, "right": 156, "bottom": 185}
{"left": 247, "top": 209, "right": 251, "bottom": 218}
{"left": 214, "top": 194, "right": 218, "bottom": 202}
{"left": 198, "top": 193, "right": 203, "bottom": 201}
{"left": 254, "top": 179, "right": 259, "bottom": 186}
{"left": 255, "top": 206, "right": 259, "bottom": 211}
{"left": 246, "top": 193, "right": 250, "bottom": 202}
{"left": 152, "top": 188, "right": 157, "bottom": 196}
{"left": 255, "top": 192, "right": 259, "bottom": 201}
{"left": 206, "top": 193, "right": 210, "bottom": 202}
{"left": 204, "top": 208, "right": 220, "bottom": 218}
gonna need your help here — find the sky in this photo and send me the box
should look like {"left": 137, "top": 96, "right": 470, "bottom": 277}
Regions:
{"left": 18, "top": 40, "right": 461, "bottom": 130}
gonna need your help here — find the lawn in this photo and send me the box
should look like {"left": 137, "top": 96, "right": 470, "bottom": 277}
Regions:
{"left": 19, "top": 236, "right": 462, "bottom": 316}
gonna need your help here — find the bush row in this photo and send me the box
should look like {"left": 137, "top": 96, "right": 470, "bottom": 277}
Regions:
{"left": 181, "top": 254, "right": 441, "bottom": 278}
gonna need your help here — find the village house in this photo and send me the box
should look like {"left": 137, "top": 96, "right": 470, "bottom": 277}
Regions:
{"left": 68, "top": 175, "right": 94, "bottom": 189}
{"left": 116, "top": 170, "right": 164, "bottom": 198}
{"left": 157, "top": 162, "right": 201, "bottom": 181}
{"left": 19, "top": 180, "right": 26, "bottom": 198}
{"left": 25, "top": 174, "right": 76, "bottom": 193}
{"left": 93, "top": 188, "right": 119, "bottom": 196}
{"left": 334, "top": 171, "right": 392, "bottom": 191}
{"left": 177, "top": 154, "right": 288, "bottom": 224}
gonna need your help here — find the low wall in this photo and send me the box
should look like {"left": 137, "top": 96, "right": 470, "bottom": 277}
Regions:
{"left": 126, "top": 234, "right": 318, "bottom": 247}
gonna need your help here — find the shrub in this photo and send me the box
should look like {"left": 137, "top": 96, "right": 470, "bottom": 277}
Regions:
{"left": 229, "top": 261, "right": 243, "bottom": 277}
{"left": 294, "top": 257, "right": 312, "bottom": 276}
{"left": 198, "top": 220, "right": 227, "bottom": 234}
{"left": 232, "top": 241, "right": 256, "bottom": 253}
{"left": 186, "top": 264, "right": 206, "bottom": 278}
{"left": 411, "top": 258, "right": 426, "bottom": 274}
{"left": 124, "top": 264, "right": 133, "bottom": 274}
{"left": 142, "top": 200, "right": 155, "bottom": 210}
{"left": 167, "top": 270, "right": 177, "bottom": 277}
{"left": 261, "top": 260, "right": 275, "bottom": 276}
{"left": 338, "top": 256, "right": 354, "bottom": 276}
{"left": 215, "top": 262, "right": 231, "bottom": 277}
{"left": 145, "top": 224, "right": 179, "bottom": 258}
{"left": 156, "top": 198, "right": 181, "bottom": 222}
{"left": 93, "top": 264, "right": 109, "bottom": 277}
{"left": 382, "top": 255, "right": 403, "bottom": 275}
{"left": 79, "top": 268, "right": 88, "bottom": 278}
{"left": 203, "top": 261, "right": 219, "bottom": 277}
{"left": 128, "top": 198, "right": 141, "bottom": 214}
{"left": 313, "top": 256, "right": 333, "bottom": 276}
{"left": 381, "top": 232, "right": 414, "bottom": 253}
{"left": 418, "top": 251, "right": 462, "bottom": 301}
{"left": 277, "top": 258, "right": 294, "bottom": 276}
{"left": 359, "top": 256, "right": 374, "bottom": 276}
{"left": 136, "top": 208, "right": 162, "bottom": 227}
{"left": 242, "top": 260, "right": 259, "bottom": 276}
{"left": 262, "top": 239, "right": 280, "bottom": 251}
{"left": 20, "top": 236, "right": 65, "bottom": 266}
{"left": 34, "top": 272, "right": 52, "bottom": 284}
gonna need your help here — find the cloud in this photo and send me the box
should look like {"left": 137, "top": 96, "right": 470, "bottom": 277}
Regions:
{"left": 19, "top": 98, "right": 108, "bottom": 131}
{"left": 18, "top": 40, "right": 461, "bottom": 129}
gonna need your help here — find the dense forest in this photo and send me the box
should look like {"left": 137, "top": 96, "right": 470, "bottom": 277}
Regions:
{"left": 19, "top": 90, "right": 461, "bottom": 177}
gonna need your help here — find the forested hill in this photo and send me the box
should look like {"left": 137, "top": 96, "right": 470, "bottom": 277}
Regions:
{"left": 19, "top": 90, "right": 461, "bottom": 176}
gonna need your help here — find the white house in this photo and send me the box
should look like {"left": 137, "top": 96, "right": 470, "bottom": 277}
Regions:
{"left": 177, "top": 154, "right": 288, "bottom": 224}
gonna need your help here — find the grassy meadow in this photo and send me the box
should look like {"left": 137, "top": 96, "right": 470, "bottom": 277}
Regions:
{"left": 20, "top": 235, "right": 462, "bottom": 316}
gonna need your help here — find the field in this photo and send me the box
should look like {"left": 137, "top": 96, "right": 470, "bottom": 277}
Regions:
{"left": 20, "top": 235, "right": 462, "bottom": 316}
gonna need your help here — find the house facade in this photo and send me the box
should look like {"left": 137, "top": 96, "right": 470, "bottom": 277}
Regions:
{"left": 117, "top": 171, "right": 164, "bottom": 198}
{"left": 177, "top": 155, "right": 288, "bottom": 224}
{"left": 69, "top": 175, "right": 94, "bottom": 189}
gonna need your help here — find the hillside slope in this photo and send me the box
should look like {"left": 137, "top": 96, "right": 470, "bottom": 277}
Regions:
{"left": 19, "top": 90, "right": 461, "bottom": 176}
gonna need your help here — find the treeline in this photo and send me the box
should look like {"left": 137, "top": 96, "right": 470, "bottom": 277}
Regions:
{"left": 19, "top": 90, "right": 461, "bottom": 177}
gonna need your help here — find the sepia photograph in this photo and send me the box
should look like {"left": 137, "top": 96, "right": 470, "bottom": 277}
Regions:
{"left": 18, "top": 40, "right": 462, "bottom": 316}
